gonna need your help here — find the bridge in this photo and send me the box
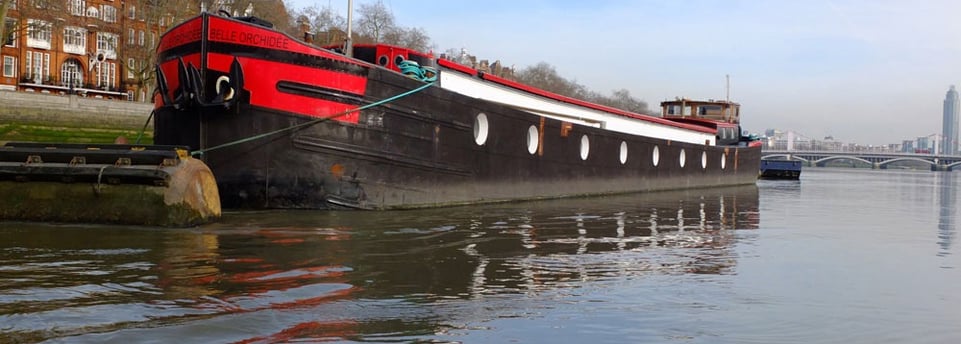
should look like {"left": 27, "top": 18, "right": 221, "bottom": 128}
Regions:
{"left": 761, "top": 150, "right": 961, "bottom": 171}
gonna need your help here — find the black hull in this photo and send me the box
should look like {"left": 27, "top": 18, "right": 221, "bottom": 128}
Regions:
{"left": 759, "top": 160, "right": 802, "bottom": 180}
{"left": 157, "top": 66, "right": 761, "bottom": 210}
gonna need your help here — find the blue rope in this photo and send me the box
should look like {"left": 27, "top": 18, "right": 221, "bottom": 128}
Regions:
{"left": 190, "top": 81, "right": 435, "bottom": 157}
{"left": 398, "top": 60, "right": 437, "bottom": 82}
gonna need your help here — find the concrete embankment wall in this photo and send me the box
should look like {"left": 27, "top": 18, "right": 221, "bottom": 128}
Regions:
{"left": 0, "top": 91, "right": 152, "bottom": 128}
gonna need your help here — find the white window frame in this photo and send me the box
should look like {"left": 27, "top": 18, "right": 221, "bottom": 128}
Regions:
{"left": 60, "top": 59, "right": 83, "bottom": 87}
{"left": 96, "top": 32, "right": 117, "bottom": 59}
{"left": 96, "top": 61, "right": 115, "bottom": 89}
{"left": 126, "top": 58, "right": 135, "bottom": 79}
{"left": 101, "top": 4, "right": 117, "bottom": 23}
{"left": 2, "top": 56, "right": 16, "bottom": 78}
{"left": 128, "top": 5, "right": 135, "bottom": 19}
{"left": 26, "top": 19, "right": 52, "bottom": 50}
{"left": 86, "top": 6, "right": 99, "bottom": 18}
{"left": 68, "top": 0, "right": 85, "bottom": 16}
{"left": 138, "top": 30, "right": 144, "bottom": 46}
{"left": 3, "top": 19, "right": 15, "bottom": 48}
{"left": 25, "top": 51, "right": 31, "bottom": 79}
{"left": 127, "top": 28, "right": 134, "bottom": 45}
{"left": 62, "top": 26, "right": 86, "bottom": 55}
{"left": 24, "top": 51, "right": 50, "bottom": 83}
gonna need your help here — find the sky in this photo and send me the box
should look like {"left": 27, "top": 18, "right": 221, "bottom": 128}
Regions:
{"left": 287, "top": 0, "right": 961, "bottom": 145}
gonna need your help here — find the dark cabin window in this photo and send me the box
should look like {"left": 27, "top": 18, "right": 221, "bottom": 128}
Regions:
{"left": 698, "top": 105, "right": 723, "bottom": 115}
{"left": 353, "top": 47, "right": 377, "bottom": 64}
{"left": 408, "top": 53, "right": 432, "bottom": 67}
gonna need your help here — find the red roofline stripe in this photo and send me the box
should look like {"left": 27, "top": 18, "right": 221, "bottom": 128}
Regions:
{"left": 436, "top": 58, "right": 479, "bottom": 76}
{"left": 476, "top": 72, "right": 715, "bottom": 134}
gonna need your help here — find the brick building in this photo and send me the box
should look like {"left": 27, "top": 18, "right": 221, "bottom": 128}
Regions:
{"left": 1, "top": 0, "right": 184, "bottom": 102}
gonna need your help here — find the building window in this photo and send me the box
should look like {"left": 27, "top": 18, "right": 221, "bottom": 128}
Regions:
{"left": 68, "top": 0, "right": 85, "bottom": 16}
{"left": 25, "top": 51, "right": 51, "bottom": 83}
{"left": 6, "top": 0, "right": 16, "bottom": 10}
{"left": 101, "top": 5, "right": 117, "bottom": 23}
{"left": 3, "top": 19, "right": 15, "bottom": 47}
{"left": 127, "top": 28, "right": 134, "bottom": 45}
{"left": 96, "top": 32, "right": 117, "bottom": 59}
{"left": 26, "top": 19, "right": 52, "bottom": 50}
{"left": 96, "top": 61, "right": 115, "bottom": 89}
{"left": 127, "top": 58, "right": 135, "bottom": 79}
{"left": 86, "top": 6, "right": 99, "bottom": 18}
{"left": 60, "top": 59, "right": 83, "bottom": 88}
{"left": 63, "top": 27, "right": 86, "bottom": 55}
{"left": 128, "top": 5, "right": 135, "bottom": 19}
{"left": 138, "top": 30, "right": 144, "bottom": 46}
{"left": 149, "top": 32, "right": 156, "bottom": 48}
{"left": 2, "top": 56, "right": 15, "bottom": 78}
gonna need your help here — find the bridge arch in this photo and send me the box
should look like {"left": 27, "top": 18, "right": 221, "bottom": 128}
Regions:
{"left": 878, "top": 157, "right": 937, "bottom": 169}
{"left": 814, "top": 156, "right": 874, "bottom": 166}
{"left": 947, "top": 161, "right": 961, "bottom": 171}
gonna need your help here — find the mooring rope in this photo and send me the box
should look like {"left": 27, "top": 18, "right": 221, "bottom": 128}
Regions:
{"left": 189, "top": 81, "right": 435, "bottom": 157}
{"left": 135, "top": 109, "right": 155, "bottom": 145}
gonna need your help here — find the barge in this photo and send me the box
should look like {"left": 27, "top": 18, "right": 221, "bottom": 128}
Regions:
{"left": 152, "top": 12, "right": 762, "bottom": 210}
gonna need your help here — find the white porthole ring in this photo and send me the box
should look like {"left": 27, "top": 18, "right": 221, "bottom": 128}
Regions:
{"left": 527, "top": 125, "right": 539, "bottom": 155}
{"left": 619, "top": 141, "right": 628, "bottom": 164}
{"left": 474, "top": 113, "right": 489, "bottom": 146}
{"left": 215, "top": 75, "right": 234, "bottom": 101}
{"left": 652, "top": 145, "right": 660, "bottom": 167}
{"left": 580, "top": 135, "right": 590, "bottom": 160}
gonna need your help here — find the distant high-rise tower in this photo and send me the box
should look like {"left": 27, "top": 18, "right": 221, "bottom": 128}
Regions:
{"left": 943, "top": 85, "right": 960, "bottom": 155}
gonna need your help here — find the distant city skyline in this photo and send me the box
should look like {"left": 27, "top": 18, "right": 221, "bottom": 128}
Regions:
{"left": 944, "top": 85, "right": 960, "bottom": 155}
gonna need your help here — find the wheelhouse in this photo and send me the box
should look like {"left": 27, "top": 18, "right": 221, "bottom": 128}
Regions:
{"left": 661, "top": 99, "right": 742, "bottom": 145}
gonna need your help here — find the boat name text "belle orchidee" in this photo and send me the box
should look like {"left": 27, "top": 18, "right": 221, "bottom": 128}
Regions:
{"left": 209, "top": 28, "right": 290, "bottom": 50}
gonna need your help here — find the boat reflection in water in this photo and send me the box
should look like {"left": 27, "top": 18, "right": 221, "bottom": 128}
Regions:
{"left": 0, "top": 185, "right": 758, "bottom": 342}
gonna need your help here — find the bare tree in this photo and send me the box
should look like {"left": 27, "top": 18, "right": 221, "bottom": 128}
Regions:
{"left": 589, "top": 89, "right": 651, "bottom": 114}
{"left": 382, "top": 26, "right": 431, "bottom": 52}
{"left": 515, "top": 62, "right": 652, "bottom": 115}
{"left": 223, "top": 0, "right": 291, "bottom": 33}
{"left": 290, "top": 3, "right": 346, "bottom": 45}
{"left": 0, "top": 0, "right": 12, "bottom": 46}
{"left": 515, "top": 62, "right": 584, "bottom": 96}
{"left": 2, "top": 0, "right": 66, "bottom": 50}
{"left": 355, "top": 0, "right": 393, "bottom": 43}
{"left": 120, "top": 0, "right": 199, "bottom": 100}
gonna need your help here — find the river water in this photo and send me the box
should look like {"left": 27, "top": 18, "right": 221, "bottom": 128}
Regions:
{"left": 1, "top": 168, "right": 959, "bottom": 343}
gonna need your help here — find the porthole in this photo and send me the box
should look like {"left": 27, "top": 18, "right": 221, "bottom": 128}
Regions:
{"left": 652, "top": 145, "right": 660, "bottom": 167}
{"left": 395, "top": 55, "right": 405, "bottom": 66}
{"left": 474, "top": 113, "right": 489, "bottom": 146}
{"left": 721, "top": 154, "right": 727, "bottom": 170}
{"left": 377, "top": 55, "right": 388, "bottom": 66}
{"left": 701, "top": 152, "right": 708, "bottom": 169}
{"left": 527, "top": 125, "right": 539, "bottom": 154}
{"left": 679, "top": 149, "right": 686, "bottom": 168}
{"left": 619, "top": 141, "right": 628, "bottom": 164}
{"left": 580, "top": 135, "right": 590, "bottom": 160}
